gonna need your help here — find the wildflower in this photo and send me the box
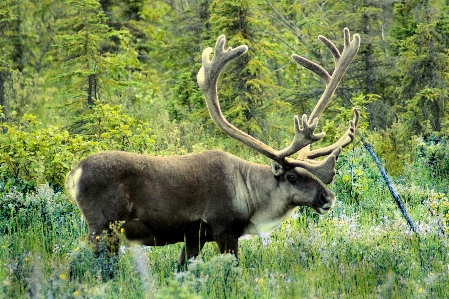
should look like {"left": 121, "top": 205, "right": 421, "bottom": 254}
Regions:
{"left": 96, "top": 236, "right": 101, "bottom": 240}
{"left": 120, "top": 228, "right": 125, "bottom": 234}
{"left": 73, "top": 290, "right": 80, "bottom": 296}
{"left": 257, "top": 277, "right": 264, "bottom": 284}
{"left": 60, "top": 274, "right": 67, "bottom": 280}
{"left": 418, "top": 288, "right": 423, "bottom": 293}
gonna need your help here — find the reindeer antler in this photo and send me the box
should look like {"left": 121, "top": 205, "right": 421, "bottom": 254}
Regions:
{"left": 292, "top": 28, "right": 360, "bottom": 166}
{"left": 197, "top": 29, "right": 361, "bottom": 184}
{"left": 292, "top": 28, "right": 360, "bottom": 123}
{"left": 197, "top": 35, "right": 326, "bottom": 163}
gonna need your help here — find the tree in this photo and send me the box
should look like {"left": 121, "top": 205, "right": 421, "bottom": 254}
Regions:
{"left": 53, "top": 0, "right": 140, "bottom": 111}
{"left": 158, "top": 0, "right": 210, "bottom": 121}
{"left": 0, "top": 1, "right": 15, "bottom": 120}
{"left": 392, "top": 0, "right": 449, "bottom": 135}
{"left": 0, "top": 0, "right": 53, "bottom": 120}
{"left": 207, "top": 0, "right": 278, "bottom": 135}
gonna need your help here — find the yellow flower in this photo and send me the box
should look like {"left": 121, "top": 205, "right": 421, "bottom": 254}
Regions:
{"left": 96, "top": 236, "right": 101, "bottom": 240}
{"left": 120, "top": 228, "right": 125, "bottom": 234}
{"left": 257, "top": 278, "right": 264, "bottom": 284}
{"left": 418, "top": 287, "right": 423, "bottom": 293}
{"left": 59, "top": 274, "right": 67, "bottom": 280}
{"left": 73, "top": 290, "right": 80, "bottom": 296}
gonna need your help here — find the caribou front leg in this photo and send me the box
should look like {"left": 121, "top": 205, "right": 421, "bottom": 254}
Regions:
{"left": 177, "top": 235, "right": 207, "bottom": 272}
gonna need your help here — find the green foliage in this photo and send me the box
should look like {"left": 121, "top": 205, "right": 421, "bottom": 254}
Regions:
{"left": 0, "top": 184, "right": 76, "bottom": 236}
{"left": 371, "top": 122, "right": 413, "bottom": 176}
{"left": 69, "top": 242, "right": 120, "bottom": 282}
{"left": 320, "top": 93, "right": 373, "bottom": 144}
{"left": 427, "top": 190, "right": 449, "bottom": 233}
{"left": 156, "top": 281, "right": 202, "bottom": 299}
{"left": 169, "top": 70, "right": 204, "bottom": 121}
{"left": 175, "top": 255, "right": 242, "bottom": 297}
{"left": 392, "top": 2, "right": 449, "bottom": 134}
{"left": 208, "top": 0, "right": 279, "bottom": 135}
{"left": 74, "top": 103, "right": 155, "bottom": 152}
{"left": 415, "top": 136, "right": 449, "bottom": 181}
{"left": 0, "top": 113, "right": 97, "bottom": 188}
{"left": 2, "top": 154, "right": 449, "bottom": 298}
{"left": 0, "top": 104, "right": 154, "bottom": 188}
{"left": 2, "top": 1, "right": 449, "bottom": 298}
{"left": 53, "top": 0, "right": 141, "bottom": 109}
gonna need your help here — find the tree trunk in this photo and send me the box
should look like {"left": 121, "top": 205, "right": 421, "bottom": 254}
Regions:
{"left": 87, "top": 74, "right": 97, "bottom": 107}
{"left": 0, "top": 70, "right": 7, "bottom": 119}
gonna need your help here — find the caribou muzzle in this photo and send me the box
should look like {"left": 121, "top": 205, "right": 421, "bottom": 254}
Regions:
{"left": 314, "top": 192, "right": 335, "bottom": 215}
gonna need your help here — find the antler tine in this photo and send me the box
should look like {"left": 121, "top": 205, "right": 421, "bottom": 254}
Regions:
{"left": 292, "top": 27, "right": 360, "bottom": 124}
{"left": 197, "top": 35, "right": 248, "bottom": 92}
{"left": 285, "top": 147, "right": 342, "bottom": 184}
{"left": 289, "top": 107, "right": 359, "bottom": 184}
{"left": 297, "top": 108, "right": 360, "bottom": 161}
{"left": 197, "top": 35, "right": 328, "bottom": 164}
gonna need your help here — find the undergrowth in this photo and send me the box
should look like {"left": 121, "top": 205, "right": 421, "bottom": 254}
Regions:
{"left": 0, "top": 103, "right": 448, "bottom": 298}
{"left": 0, "top": 141, "right": 448, "bottom": 298}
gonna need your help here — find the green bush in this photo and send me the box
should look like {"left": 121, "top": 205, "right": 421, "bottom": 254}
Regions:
{"left": 174, "top": 255, "right": 242, "bottom": 298}
{"left": 0, "top": 184, "right": 76, "bottom": 235}
{"left": 0, "top": 104, "right": 155, "bottom": 189}
{"left": 416, "top": 136, "right": 449, "bottom": 180}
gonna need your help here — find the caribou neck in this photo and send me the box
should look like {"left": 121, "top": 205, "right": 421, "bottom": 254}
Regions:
{"left": 237, "top": 161, "right": 296, "bottom": 235}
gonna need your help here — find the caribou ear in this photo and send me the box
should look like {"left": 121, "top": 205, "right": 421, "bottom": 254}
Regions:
{"left": 270, "top": 161, "right": 285, "bottom": 179}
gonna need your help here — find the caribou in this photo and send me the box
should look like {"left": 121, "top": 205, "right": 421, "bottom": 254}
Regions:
{"left": 65, "top": 28, "right": 361, "bottom": 269}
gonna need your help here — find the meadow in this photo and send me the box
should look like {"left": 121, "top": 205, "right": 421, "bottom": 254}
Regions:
{"left": 2, "top": 1, "right": 449, "bottom": 298}
{"left": 0, "top": 140, "right": 448, "bottom": 299}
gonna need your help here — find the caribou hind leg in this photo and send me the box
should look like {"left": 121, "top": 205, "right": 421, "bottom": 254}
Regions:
{"left": 87, "top": 220, "right": 125, "bottom": 257}
{"left": 216, "top": 235, "right": 239, "bottom": 258}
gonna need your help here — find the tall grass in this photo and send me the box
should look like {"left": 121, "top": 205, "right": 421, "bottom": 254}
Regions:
{"left": 1, "top": 147, "right": 448, "bottom": 298}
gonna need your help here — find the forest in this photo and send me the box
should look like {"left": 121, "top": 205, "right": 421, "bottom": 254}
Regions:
{"left": 0, "top": 0, "right": 448, "bottom": 298}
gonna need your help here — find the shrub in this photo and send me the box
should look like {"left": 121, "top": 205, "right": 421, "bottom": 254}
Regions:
{"left": 174, "top": 255, "right": 242, "bottom": 298}
{"left": 0, "top": 104, "right": 154, "bottom": 189}
{"left": 416, "top": 136, "right": 449, "bottom": 180}
{"left": 0, "top": 184, "right": 77, "bottom": 235}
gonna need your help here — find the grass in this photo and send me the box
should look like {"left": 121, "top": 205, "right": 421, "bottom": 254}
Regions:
{"left": 0, "top": 147, "right": 448, "bottom": 298}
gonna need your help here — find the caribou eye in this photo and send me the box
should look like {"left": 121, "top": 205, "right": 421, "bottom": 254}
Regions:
{"left": 286, "top": 174, "right": 297, "bottom": 183}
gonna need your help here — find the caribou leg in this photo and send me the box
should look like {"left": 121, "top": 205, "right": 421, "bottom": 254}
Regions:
{"left": 216, "top": 234, "right": 239, "bottom": 258}
{"left": 177, "top": 235, "right": 207, "bottom": 271}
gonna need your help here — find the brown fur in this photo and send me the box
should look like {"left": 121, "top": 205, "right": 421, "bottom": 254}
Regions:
{"left": 66, "top": 149, "right": 334, "bottom": 267}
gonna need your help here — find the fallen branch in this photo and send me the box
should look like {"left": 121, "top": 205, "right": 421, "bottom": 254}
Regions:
{"left": 357, "top": 130, "right": 421, "bottom": 241}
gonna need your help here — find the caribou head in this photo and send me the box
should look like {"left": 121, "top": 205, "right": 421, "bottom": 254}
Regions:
{"left": 65, "top": 28, "right": 360, "bottom": 270}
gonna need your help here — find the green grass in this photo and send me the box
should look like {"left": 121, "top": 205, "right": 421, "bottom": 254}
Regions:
{"left": 1, "top": 148, "right": 448, "bottom": 298}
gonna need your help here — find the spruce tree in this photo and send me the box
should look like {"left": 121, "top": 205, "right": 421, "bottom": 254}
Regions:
{"left": 53, "top": 0, "right": 139, "bottom": 110}
{"left": 207, "top": 0, "right": 276, "bottom": 135}
{"left": 392, "top": 0, "right": 449, "bottom": 134}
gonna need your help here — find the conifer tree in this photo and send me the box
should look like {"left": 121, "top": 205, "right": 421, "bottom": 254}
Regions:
{"left": 54, "top": 0, "right": 139, "bottom": 110}
{"left": 392, "top": 0, "right": 449, "bottom": 134}
{"left": 0, "top": 1, "right": 15, "bottom": 120}
{"left": 161, "top": 0, "right": 210, "bottom": 121}
{"left": 0, "top": 0, "right": 56, "bottom": 119}
{"left": 207, "top": 0, "right": 276, "bottom": 135}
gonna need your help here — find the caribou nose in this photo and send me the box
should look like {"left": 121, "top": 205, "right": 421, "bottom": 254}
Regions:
{"left": 317, "top": 192, "right": 335, "bottom": 215}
